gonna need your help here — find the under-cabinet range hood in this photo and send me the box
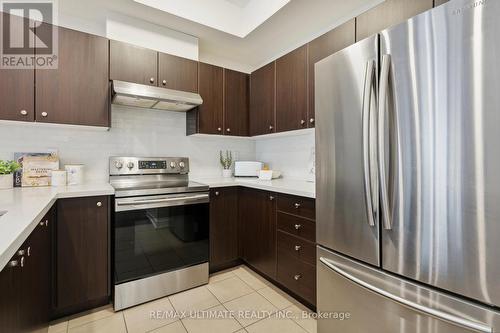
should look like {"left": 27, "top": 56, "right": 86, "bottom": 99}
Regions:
{"left": 111, "top": 80, "right": 203, "bottom": 112}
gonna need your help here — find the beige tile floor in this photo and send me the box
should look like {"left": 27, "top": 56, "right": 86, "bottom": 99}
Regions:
{"left": 48, "top": 265, "right": 317, "bottom": 333}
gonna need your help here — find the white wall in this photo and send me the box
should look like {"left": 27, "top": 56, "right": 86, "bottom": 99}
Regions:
{"left": 255, "top": 129, "right": 315, "bottom": 181}
{"left": 0, "top": 107, "right": 255, "bottom": 183}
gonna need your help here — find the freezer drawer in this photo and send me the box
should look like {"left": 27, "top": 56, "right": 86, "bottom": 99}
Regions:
{"left": 317, "top": 246, "right": 500, "bottom": 333}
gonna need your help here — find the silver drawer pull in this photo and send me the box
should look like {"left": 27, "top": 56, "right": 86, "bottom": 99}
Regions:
{"left": 20, "top": 110, "right": 28, "bottom": 116}
{"left": 294, "top": 245, "right": 301, "bottom": 251}
{"left": 97, "top": 201, "right": 102, "bottom": 207}
{"left": 269, "top": 195, "right": 275, "bottom": 201}
{"left": 294, "top": 224, "right": 302, "bottom": 230}
{"left": 20, "top": 256, "right": 25, "bottom": 267}
{"left": 8, "top": 260, "right": 18, "bottom": 267}
{"left": 294, "top": 274, "right": 302, "bottom": 281}
{"left": 294, "top": 203, "right": 301, "bottom": 209}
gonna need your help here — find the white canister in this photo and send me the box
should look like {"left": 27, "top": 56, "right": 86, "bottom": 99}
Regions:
{"left": 51, "top": 170, "right": 67, "bottom": 187}
{"left": 65, "top": 164, "right": 84, "bottom": 185}
{"left": 0, "top": 174, "right": 13, "bottom": 190}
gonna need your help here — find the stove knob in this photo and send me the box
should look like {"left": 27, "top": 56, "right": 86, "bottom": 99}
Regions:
{"left": 169, "top": 161, "right": 176, "bottom": 169}
{"left": 127, "top": 162, "right": 135, "bottom": 169}
{"left": 179, "top": 161, "right": 185, "bottom": 169}
{"left": 114, "top": 161, "right": 124, "bottom": 169}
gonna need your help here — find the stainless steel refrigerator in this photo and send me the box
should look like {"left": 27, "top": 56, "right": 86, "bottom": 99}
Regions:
{"left": 315, "top": 0, "right": 500, "bottom": 332}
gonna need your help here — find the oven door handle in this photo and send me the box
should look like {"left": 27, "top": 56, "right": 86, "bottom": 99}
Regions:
{"left": 116, "top": 193, "right": 209, "bottom": 211}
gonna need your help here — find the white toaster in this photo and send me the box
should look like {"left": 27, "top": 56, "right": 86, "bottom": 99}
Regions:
{"left": 234, "top": 161, "right": 264, "bottom": 177}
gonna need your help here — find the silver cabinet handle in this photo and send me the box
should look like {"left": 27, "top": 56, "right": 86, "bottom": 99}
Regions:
{"left": 294, "top": 224, "right": 302, "bottom": 230}
{"left": 269, "top": 125, "right": 274, "bottom": 131}
{"left": 226, "top": 128, "right": 231, "bottom": 133}
{"left": 294, "top": 245, "right": 301, "bottom": 251}
{"left": 217, "top": 127, "right": 222, "bottom": 132}
{"left": 162, "top": 79, "right": 167, "bottom": 85}
{"left": 17, "top": 246, "right": 30, "bottom": 257}
{"left": 269, "top": 195, "right": 274, "bottom": 201}
{"left": 20, "top": 256, "right": 25, "bottom": 267}
{"left": 378, "top": 54, "right": 392, "bottom": 230}
{"left": 215, "top": 191, "right": 220, "bottom": 196}
{"left": 319, "top": 257, "right": 492, "bottom": 333}
{"left": 39, "top": 221, "right": 45, "bottom": 226}
{"left": 362, "top": 60, "right": 376, "bottom": 228}
{"left": 41, "top": 112, "right": 48, "bottom": 117}
{"left": 20, "top": 110, "right": 28, "bottom": 116}
{"left": 27, "top": 246, "right": 30, "bottom": 257}
{"left": 294, "top": 203, "right": 301, "bottom": 209}
{"left": 96, "top": 201, "right": 102, "bottom": 207}
{"left": 309, "top": 118, "right": 315, "bottom": 124}
{"left": 300, "top": 120, "right": 306, "bottom": 125}
{"left": 8, "top": 260, "right": 18, "bottom": 267}
{"left": 17, "top": 249, "right": 25, "bottom": 256}
{"left": 45, "top": 220, "right": 49, "bottom": 227}
{"left": 293, "top": 274, "right": 301, "bottom": 281}
{"left": 150, "top": 77, "right": 155, "bottom": 84}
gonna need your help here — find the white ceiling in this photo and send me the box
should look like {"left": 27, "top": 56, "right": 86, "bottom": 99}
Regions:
{"left": 58, "top": 0, "right": 382, "bottom": 73}
{"left": 133, "top": 0, "right": 291, "bottom": 38}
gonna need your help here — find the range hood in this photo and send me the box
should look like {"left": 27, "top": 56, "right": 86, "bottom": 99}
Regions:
{"left": 111, "top": 80, "right": 203, "bottom": 112}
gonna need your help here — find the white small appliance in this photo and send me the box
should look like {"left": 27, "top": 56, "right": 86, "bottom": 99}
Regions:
{"left": 234, "top": 161, "right": 263, "bottom": 177}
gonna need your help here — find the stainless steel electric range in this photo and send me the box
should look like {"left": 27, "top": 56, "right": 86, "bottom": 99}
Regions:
{"left": 109, "top": 157, "right": 209, "bottom": 311}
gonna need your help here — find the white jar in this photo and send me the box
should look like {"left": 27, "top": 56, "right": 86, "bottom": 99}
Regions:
{"left": 222, "top": 169, "right": 232, "bottom": 178}
{"left": 65, "top": 164, "right": 84, "bottom": 185}
{"left": 51, "top": 170, "right": 67, "bottom": 187}
{"left": 0, "top": 174, "right": 13, "bottom": 190}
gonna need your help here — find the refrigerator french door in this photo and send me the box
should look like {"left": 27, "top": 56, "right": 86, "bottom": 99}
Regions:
{"left": 316, "top": 0, "right": 500, "bottom": 331}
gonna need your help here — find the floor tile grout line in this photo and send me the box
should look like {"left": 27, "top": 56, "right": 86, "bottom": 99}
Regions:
{"left": 283, "top": 304, "right": 316, "bottom": 333}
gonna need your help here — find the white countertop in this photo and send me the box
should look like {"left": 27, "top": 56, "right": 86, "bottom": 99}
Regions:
{"left": 0, "top": 177, "right": 314, "bottom": 271}
{"left": 192, "top": 177, "right": 316, "bottom": 199}
{"left": 0, "top": 184, "right": 114, "bottom": 271}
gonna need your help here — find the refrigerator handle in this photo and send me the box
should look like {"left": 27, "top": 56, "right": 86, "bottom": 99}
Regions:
{"left": 319, "top": 257, "right": 493, "bottom": 333}
{"left": 378, "top": 54, "right": 392, "bottom": 230}
{"left": 362, "top": 60, "right": 376, "bottom": 227}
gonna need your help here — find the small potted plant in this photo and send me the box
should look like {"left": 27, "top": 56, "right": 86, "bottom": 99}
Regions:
{"left": 219, "top": 150, "right": 233, "bottom": 178}
{"left": 0, "top": 160, "right": 21, "bottom": 190}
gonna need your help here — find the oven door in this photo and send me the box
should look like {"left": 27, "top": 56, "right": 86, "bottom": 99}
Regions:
{"left": 114, "top": 192, "right": 209, "bottom": 285}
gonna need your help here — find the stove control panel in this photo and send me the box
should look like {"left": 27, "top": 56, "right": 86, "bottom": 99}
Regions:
{"left": 109, "top": 157, "right": 189, "bottom": 175}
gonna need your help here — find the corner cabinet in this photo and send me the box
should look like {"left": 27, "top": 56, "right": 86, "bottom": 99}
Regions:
{"left": 197, "top": 63, "right": 224, "bottom": 134}
{"left": 54, "top": 196, "right": 110, "bottom": 317}
{"left": 36, "top": 25, "right": 110, "bottom": 127}
{"left": 224, "top": 69, "right": 249, "bottom": 136}
{"left": 249, "top": 62, "right": 276, "bottom": 136}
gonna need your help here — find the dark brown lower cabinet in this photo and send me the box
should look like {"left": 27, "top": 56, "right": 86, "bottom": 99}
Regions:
{"left": 210, "top": 187, "right": 239, "bottom": 271}
{"left": 0, "top": 206, "right": 53, "bottom": 332}
{"left": 54, "top": 196, "right": 110, "bottom": 317}
{"left": 239, "top": 188, "right": 277, "bottom": 279}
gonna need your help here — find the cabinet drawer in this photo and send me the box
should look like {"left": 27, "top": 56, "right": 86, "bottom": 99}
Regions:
{"left": 277, "top": 249, "right": 316, "bottom": 305}
{"left": 277, "top": 231, "right": 315, "bottom": 266}
{"left": 277, "top": 194, "right": 315, "bottom": 220}
{"left": 277, "top": 212, "right": 315, "bottom": 242}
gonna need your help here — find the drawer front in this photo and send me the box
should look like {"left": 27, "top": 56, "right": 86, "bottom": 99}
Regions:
{"left": 277, "top": 231, "right": 315, "bottom": 266}
{"left": 277, "top": 249, "right": 316, "bottom": 305}
{"left": 277, "top": 194, "right": 315, "bottom": 220}
{"left": 277, "top": 212, "right": 316, "bottom": 242}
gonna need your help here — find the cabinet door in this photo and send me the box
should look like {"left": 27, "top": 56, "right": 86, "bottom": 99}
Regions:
{"left": 239, "top": 188, "right": 277, "bottom": 279}
{"left": 355, "top": 0, "right": 433, "bottom": 41}
{"left": 250, "top": 62, "right": 275, "bottom": 136}
{"left": 0, "top": 13, "right": 35, "bottom": 122}
{"left": 198, "top": 62, "right": 224, "bottom": 134}
{"left": 158, "top": 53, "right": 198, "bottom": 93}
{"left": 56, "top": 196, "right": 109, "bottom": 312}
{"left": 276, "top": 45, "right": 308, "bottom": 132}
{"left": 36, "top": 26, "right": 109, "bottom": 126}
{"left": 308, "top": 19, "right": 355, "bottom": 128}
{"left": 110, "top": 40, "right": 158, "bottom": 86}
{"left": 210, "top": 188, "right": 239, "bottom": 271}
{"left": 0, "top": 254, "right": 21, "bottom": 332}
{"left": 224, "top": 69, "right": 249, "bottom": 136}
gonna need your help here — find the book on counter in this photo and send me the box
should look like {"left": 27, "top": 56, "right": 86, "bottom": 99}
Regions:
{"left": 14, "top": 150, "right": 59, "bottom": 187}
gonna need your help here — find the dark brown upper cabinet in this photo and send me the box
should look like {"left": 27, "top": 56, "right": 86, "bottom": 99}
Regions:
{"left": 0, "top": 13, "right": 35, "bottom": 122}
{"left": 110, "top": 40, "right": 158, "bottom": 86}
{"left": 55, "top": 196, "right": 110, "bottom": 316}
{"left": 356, "top": 0, "right": 433, "bottom": 41}
{"left": 158, "top": 53, "right": 198, "bottom": 93}
{"left": 36, "top": 26, "right": 110, "bottom": 127}
{"left": 249, "top": 62, "right": 276, "bottom": 136}
{"left": 210, "top": 187, "right": 239, "bottom": 272}
{"left": 308, "top": 19, "right": 355, "bottom": 128}
{"left": 224, "top": 69, "right": 249, "bottom": 136}
{"left": 197, "top": 62, "right": 224, "bottom": 135}
{"left": 275, "top": 45, "right": 308, "bottom": 133}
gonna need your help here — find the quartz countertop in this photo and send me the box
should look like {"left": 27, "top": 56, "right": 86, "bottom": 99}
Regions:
{"left": 0, "top": 184, "right": 114, "bottom": 271}
{"left": 192, "top": 177, "right": 316, "bottom": 199}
